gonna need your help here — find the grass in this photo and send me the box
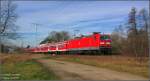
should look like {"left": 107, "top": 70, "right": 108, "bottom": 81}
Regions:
{"left": 44, "top": 55, "right": 149, "bottom": 78}
{"left": 0, "top": 54, "right": 59, "bottom": 80}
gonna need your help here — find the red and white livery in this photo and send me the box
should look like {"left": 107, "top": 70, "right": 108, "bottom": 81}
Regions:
{"left": 27, "top": 32, "right": 112, "bottom": 54}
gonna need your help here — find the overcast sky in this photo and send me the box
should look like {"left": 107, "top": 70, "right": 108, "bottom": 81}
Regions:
{"left": 12, "top": 1, "right": 149, "bottom": 47}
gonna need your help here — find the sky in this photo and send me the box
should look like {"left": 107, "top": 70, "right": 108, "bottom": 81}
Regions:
{"left": 12, "top": 1, "right": 149, "bottom": 47}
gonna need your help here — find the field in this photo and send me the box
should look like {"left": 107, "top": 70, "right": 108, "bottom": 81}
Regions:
{"left": 0, "top": 54, "right": 59, "bottom": 80}
{"left": 44, "top": 54, "right": 149, "bottom": 78}
{"left": 0, "top": 53, "right": 148, "bottom": 80}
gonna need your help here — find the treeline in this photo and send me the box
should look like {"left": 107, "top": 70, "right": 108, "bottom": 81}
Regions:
{"left": 111, "top": 7, "right": 149, "bottom": 57}
{"left": 40, "top": 31, "right": 71, "bottom": 44}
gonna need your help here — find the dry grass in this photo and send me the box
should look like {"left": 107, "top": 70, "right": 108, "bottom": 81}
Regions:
{"left": 0, "top": 54, "right": 31, "bottom": 64}
{"left": 0, "top": 53, "right": 45, "bottom": 64}
{"left": 46, "top": 55, "right": 149, "bottom": 78}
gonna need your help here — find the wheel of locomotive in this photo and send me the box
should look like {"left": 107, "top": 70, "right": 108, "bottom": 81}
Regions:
{"left": 104, "top": 48, "right": 108, "bottom": 55}
{"left": 104, "top": 48, "right": 111, "bottom": 55}
{"left": 108, "top": 48, "right": 112, "bottom": 54}
{"left": 96, "top": 50, "right": 100, "bottom": 55}
{"left": 100, "top": 49, "right": 105, "bottom": 55}
{"left": 77, "top": 50, "right": 82, "bottom": 55}
{"left": 93, "top": 50, "right": 98, "bottom": 55}
{"left": 99, "top": 49, "right": 102, "bottom": 55}
{"left": 81, "top": 50, "right": 86, "bottom": 55}
{"left": 93, "top": 50, "right": 97, "bottom": 55}
{"left": 87, "top": 50, "right": 92, "bottom": 55}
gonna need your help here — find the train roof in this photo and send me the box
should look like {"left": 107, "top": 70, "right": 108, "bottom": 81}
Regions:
{"left": 38, "top": 32, "right": 110, "bottom": 46}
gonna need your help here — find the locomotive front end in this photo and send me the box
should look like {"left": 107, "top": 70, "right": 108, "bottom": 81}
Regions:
{"left": 100, "top": 34, "right": 112, "bottom": 54}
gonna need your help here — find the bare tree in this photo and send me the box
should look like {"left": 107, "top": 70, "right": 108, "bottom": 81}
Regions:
{"left": 111, "top": 25, "right": 125, "bottom": 54}
{"left": 0, "top": 1, "right": 18, "bottom": 37}
{"left": 128, "top": 7, "right": 137, "bottom": 34}
{"left": 139, "top": 8, "right": 149, "bottom": 33}
{"left": 111, "top": 7, "right": 149, "bottom": 60}
{"left": 0, "top": 1, "right": 18, "bottom": 53}
{"left": 138, "top": 8, "right": 149, "bottom": 57}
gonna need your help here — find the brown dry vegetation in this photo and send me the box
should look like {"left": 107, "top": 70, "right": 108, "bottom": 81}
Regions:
{"left": 0, "top": 54, "right": 31, "bottom": 64}
{"left": 0, "top": 53, "right": 45, "bottom": 63}
{"left": 47, "top": 55, "right": 149, "bottom": 78}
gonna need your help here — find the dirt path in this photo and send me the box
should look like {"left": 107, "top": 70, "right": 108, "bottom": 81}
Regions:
{"left": 37, "top": 59, "right": 148, "bottom": 80}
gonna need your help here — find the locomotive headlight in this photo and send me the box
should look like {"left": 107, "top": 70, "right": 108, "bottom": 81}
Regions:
{"left": 106, "top": 42, "right": 110, "bottom": 44}
{"left": 100, "top": 42, "right": 104, "bottom": 44}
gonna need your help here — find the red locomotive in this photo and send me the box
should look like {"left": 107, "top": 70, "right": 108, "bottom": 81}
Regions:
{"left": 27, "top": 32, "right": 112, "bottom": 54}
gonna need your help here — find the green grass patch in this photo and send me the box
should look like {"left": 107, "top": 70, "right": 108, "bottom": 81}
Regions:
{"left": 1, "top": 60, "right": 59, "bottom": 80}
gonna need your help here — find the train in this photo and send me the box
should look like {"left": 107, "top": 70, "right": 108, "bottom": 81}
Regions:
{"left": 26, "top": 32, "right": 112, "bottom": 54}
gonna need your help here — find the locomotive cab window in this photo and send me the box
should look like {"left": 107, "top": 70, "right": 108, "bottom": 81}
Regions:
{"left": 100, "top": 35, "right": 110, "bottom": 40}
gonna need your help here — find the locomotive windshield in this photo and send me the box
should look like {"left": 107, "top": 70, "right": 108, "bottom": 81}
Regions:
{"left": 100, "top": 35, "right": 110, "bottom": 40}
